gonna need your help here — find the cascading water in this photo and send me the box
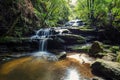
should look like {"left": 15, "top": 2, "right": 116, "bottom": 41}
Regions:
{"left": 31, "top": 28, "right": 55, "bottom": 51}
{"left": 39, "top": 39, "right": 47, "bottom": 51}
{"left": 36, "top": 28, "right": 54, "bottom": 38}
{"left": 38, "top": 28, "right": 55, "bottom": 51}
{"left": 31, "top": 28, "right": 58, "bottom": 61}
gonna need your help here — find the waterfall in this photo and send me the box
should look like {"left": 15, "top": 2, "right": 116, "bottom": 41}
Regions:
{"left": 31, "top": 28, "right": 54, "bottom": 51}
{"left": 30, "top": 28, "right": 64, "bottom": 61}
{"left": 36, "top": 28, "right": 54, "bottom": 38}
{"left": 39, "top": 39, "right": 47, "bottom": 51}
{"left": 30, "top": 28, "right": 57, "bottom": 52}
{"left": 35, "top": 28, "right": 54, "bottom": 51}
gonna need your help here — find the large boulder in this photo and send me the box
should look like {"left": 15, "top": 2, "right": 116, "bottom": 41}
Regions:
{"left": 91, "top": 59, "right": 120, "bottom": 80}
{"left": 56, "top": 51, "right": 66, "bottom": 60}
{"left": 89, "top": 41, "right": 104, "bottom": 57}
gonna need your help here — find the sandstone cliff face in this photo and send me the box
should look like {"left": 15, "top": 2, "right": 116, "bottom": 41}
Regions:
{"left": 0, "top": 0, "right": 39, "bottom": 36}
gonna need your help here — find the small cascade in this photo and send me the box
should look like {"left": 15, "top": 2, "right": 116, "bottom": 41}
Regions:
{"left": 31, "top": 28, "right": 59, "bottom": 61}
{"left": 36, "top": 28, "right": 55, "bottom": 38}
{"left": 37, "top": 28, "right": 54, "bottom": 51}
{"left": 39, "top": 39, "right": 47, "bottom": 51}
{"left": 31, "top": 28, "right": 56, "bottom": 40}
{"left": 32, "top": 28, "right": 55, "bottom": 51}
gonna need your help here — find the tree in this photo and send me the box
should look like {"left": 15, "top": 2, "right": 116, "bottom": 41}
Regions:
{"left": 0, "top": 0, "right": 70, "bottom": 37}
{"left": 75, "top": 0, "right": 120, "bottom": 30}
{"left": 33, "top": 0, "right": 70, "bottom": 27}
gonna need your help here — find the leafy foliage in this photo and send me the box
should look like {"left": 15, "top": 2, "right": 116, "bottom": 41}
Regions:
{"left": 0, "top": 0, "right": 70, "bottom": 37}
{"left": 32, "top": 0, "right": 70, "bottom": 27}
{"left": 75, "top": 0, "right": 120, "bottom": 29}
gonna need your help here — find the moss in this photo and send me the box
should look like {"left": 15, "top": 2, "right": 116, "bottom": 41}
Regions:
{"left": 0, "top": 0, "right": 39, "bottom": 37}
{"left": 0, "top": 36, "right": 15, "bottom": 43}
{"left": 0, "top": 36, "right": 30, "bottom": 43}
{"left": 67, "top": 44, "right": 91, "bottom": 52}
{"left": 110, "top": 46, "right": 120, "bottom": 53}
{"left": 116, "top": 52, "right": 120, "bottom": 63}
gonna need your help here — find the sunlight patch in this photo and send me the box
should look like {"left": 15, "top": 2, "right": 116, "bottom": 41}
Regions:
{"left": 64, "top": 68, "right": 80, "bottom": 80}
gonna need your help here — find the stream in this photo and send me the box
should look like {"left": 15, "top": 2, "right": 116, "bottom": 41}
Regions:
{"left": 0, "top": 54, "right": 95, "bottom": 80}
{"left": 0, "top": 28, "right": 100, "bottom": 80}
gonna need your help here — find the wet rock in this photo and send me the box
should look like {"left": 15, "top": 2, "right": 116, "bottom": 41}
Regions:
{"left": 91, "top": 59, "right": 120, "bottom": 80}
{"left": 0, "top": 45, "right": 9, "bottom": 53}
{"left": 57, "top": 51, "right": 66, "bottom": 60}
{"left": 92, "top": 77, "right": 105, "bottom": 80}
{"left": 58, "top": 34, "right": 85, "bottom": 45}
{"left": 0, "top": 38, "right": 39, "bottom": 53}
{"left": 102, "top": 53, "right": 117, "bottom": 61}
{"left": 47, "top": 38, "right": 64, "bottom": 50}
{"left": 55, "top": 28, "right": 71, "bottom": 34}
{"left": 89, "top": 41, "right": 104, "bottom": 57}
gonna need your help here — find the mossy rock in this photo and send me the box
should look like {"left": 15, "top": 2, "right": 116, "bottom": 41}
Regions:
{"left": 89, "top": 41, "right": 104, "bottom": 57}
{"left": 91, "top": 59, "right": 120, "bottom": 80}
{"left": 116, "top": 52, "right": 120, "bottom": 63}
{"left": 58, "top": 34, "right": 85, "bottom": 45}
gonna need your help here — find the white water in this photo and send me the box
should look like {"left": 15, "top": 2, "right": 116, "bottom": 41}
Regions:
{"left": 36, "top": 28, "right": 54, "bottom": 38}
{"left": 31, "top": 28, "right": 59, "bottom": 61}
{"left": 32, "top": 51, "right": 58, "bottom": 61}
{"left": 32, "top": 28, "right": 55, "bottom": 51}
{"left": 39, "top": 39, "right": 47, "bottom": 51}
{"left": 38, "top": 29, "right": 53, "bottom": 51}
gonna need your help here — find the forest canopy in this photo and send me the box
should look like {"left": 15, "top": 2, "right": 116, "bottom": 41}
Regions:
{"left": 75, "top": 0, "right": 120, "bottom": 30}
{"left": 0, "top": 0, "right": 120, "bottom": 37}
{"left": 0, "top": 0, "right": 70, "bottom": 36}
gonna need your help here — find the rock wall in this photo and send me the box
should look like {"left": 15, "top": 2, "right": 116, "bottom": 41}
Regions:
{"left": 0, "top": 0, "right": 39, "bottom": 36}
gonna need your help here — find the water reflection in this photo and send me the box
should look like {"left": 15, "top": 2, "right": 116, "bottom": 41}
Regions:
{"left": 64, "top": 68, "right": 80, "bottom": 80}
{"left": 0, "top": 56, "right": 94, "bottom": 80}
